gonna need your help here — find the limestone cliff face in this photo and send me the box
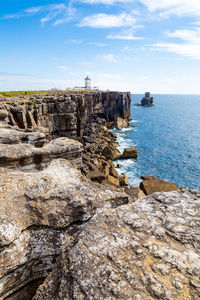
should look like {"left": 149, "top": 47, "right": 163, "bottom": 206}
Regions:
{"left": 0, "top": 91, "right": 131, "bottom": 299}
{"left": 1, "top": 92, "right": 130, "bottom": 140}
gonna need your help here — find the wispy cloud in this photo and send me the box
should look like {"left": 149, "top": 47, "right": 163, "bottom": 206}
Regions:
{"left": 78, "top": 13, "right": 136, "bottom": 28}
{"left": 140, "top": 0, "right": 200, "bottom": 17}
{"left": 58, "top": 65, "right": 68, "bottom": 70}
{"left": 78, "top": 0, "right": 132, "bottom": 4}
{"left": 152, "top": 42, "right": 200, "bottom": 60}
{"left": 101, "top": 54, "right": 118, "bottom": 62}
{"left": 152, "top": 28, "right": 200, "bottom": 60}
{"left": 64, "top": 39, "right": 83, "bottom": 44}
{"left": 88, "top": 42, "right": 107, "bottom": 47}
{"left": 2, "top": 3, "right": 76, "bottom": 25}
{"left": 166, "top": 29, "right": 200, "bottom": 44}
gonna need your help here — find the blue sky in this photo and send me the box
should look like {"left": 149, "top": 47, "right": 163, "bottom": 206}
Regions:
{"left": 0, "top": 0, "right": 200, "bottom": 93}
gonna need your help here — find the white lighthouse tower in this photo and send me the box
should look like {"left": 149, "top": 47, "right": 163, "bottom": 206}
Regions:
{"left": 85, "top": 75, "right": 91, "bottom": 89}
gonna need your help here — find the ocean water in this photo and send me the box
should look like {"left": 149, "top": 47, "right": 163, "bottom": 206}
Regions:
{"left": 114, "top": 94, "right": 200, "bottom": 190}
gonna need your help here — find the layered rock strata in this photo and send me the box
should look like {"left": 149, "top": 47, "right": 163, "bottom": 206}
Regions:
{"left": 0, "top": 92, "right": 130, "bottom": 141}
{"left": 0, "top": 91, "right": 132, "bottom": 299}
{"left": 0, "top": 159, "right": 130, "bottom": 299}
{"left": 34, "top": 188, "right": 200, "bottom": 300}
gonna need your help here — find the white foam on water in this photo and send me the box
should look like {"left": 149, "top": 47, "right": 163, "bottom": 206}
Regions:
{"left": 120, "top": 127, "right": 135, "bottom": 132}
{"left": 116, "top": 137, "right": 135, "bottom": 153}
{"left": 130, "top": 119, "right": 140, "bottom": 123}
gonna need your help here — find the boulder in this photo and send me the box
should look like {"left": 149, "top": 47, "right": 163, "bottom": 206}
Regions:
{"left": 107, "top": 175, "right": 120, "bottom": 186}
{"left": 140, "top": 174, "right": 158, "bottom": 181}
{"left": 115, "top": 117, "right": 129, "bottom": 130}
{"left": 102, "top": 145, "right": 121, "bottom": 160}
{"left": 34, "top": 188, "right": 200, "bottom": 300}
{"left": 116, "top": 163, "right": 123, "bottom": 168}
{"left": 121, "top": 147, "right": 138, "bottom": 159}
{"left": 109, "top": 166, "right": 119, "bottom": 178}
{"left": 140, "top": 178, "right": 179, "bottom": 195}
{"left": 119, "top": 174, "right": 129, "bottom": 186}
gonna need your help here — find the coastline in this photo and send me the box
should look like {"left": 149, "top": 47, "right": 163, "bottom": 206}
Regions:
{"left": 0, "top": 91, "right": 200, "bottom": 299}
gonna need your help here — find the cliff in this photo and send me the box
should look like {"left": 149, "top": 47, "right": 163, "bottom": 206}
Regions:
{"left": 0, "top": 91, "right": 199, "bottom": 300}
{"left": 0, "top": 91, "right": 130, "bottom": 141}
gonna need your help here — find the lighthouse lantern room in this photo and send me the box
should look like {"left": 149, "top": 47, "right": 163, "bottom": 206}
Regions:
{"left": 85, "top": 76, "right": 91, "bottom": 89}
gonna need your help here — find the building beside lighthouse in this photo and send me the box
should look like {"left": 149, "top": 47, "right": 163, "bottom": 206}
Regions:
{"left": 70, "top": 76, "right": 99, "bottom": 91}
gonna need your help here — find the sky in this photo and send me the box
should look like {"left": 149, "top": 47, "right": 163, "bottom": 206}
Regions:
{"left": 0, "top": 0, "right": 200, "bottom": 93}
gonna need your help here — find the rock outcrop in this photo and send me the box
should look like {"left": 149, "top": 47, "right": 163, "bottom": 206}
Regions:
{"left": 141, "top": 92, "right": 154, "bottom": 106}
{"left": 0, "top": 91, "right": 132, "bottom": 299}
{"left": 0, "top": 91, "right": 131, "bottom": 141}
{"left": 1, "top": 91, "right": 199, "bottom": 300}
{"left": 0, "top": 159, "right": 130, "bottom": 299}
{"left": 34, "top": 188, "right": 200, "bottom": 300}
{"left": 121, "top": 147, "right": 138, "bottom": 159}
{"left": 140, "top": 177, "right": 179, "bottom": 195}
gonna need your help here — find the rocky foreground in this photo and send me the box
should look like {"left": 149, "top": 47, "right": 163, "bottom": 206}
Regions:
{"left": 0, "top": 92, "right": 200, "bottom": 299}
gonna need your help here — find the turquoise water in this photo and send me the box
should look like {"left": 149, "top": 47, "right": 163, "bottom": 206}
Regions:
{"left": 114, "top": 94, "right": 200, "bottom": 190}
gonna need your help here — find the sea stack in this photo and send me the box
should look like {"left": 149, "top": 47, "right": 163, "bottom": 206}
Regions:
{"left": 141, "top": 92, "right": 154, "bottom": 106}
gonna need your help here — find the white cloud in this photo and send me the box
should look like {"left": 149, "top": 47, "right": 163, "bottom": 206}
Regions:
{"left": 25, "top": 7, "right": 42, "bottom": 13}
{"left": 152, "top": 42, "right": 200, "bottom": 60}
{"left": 140, "top": 0, "right": 200, "bottom": 17}
{"left": 152, "top": 28, "right": 200, "bottom": 60}
{"left": 78, "top": 0, "right": 132, "bottom": 4}
{"left": 107, "top": 26, "right": 143, "bottom": 40}
{"left": 107, "top": 33, "right": 141, "bottom": 40}
{"left": 101, "top": 54, "right": 118, "bottom": 62}
{"left": 166, "top": 29, "right": 200, "bottom": 44}
{"left": 2, "top": 3, "right": 76, "bottom": 25}
{"left": 64, "top": 39, "right": 83, "bottom": 44}
{"left": 58, "top": 66, "right": 68, "bottom": 70}
{"left": 78, "top": 13, "right": 135, "bottom": 28}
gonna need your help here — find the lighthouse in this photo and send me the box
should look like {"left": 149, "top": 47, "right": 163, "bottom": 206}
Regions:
{"left": 85, "top": 76, "right": 91, "bottom": 89}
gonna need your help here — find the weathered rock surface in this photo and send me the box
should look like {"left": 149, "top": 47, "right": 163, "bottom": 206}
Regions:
{"left": 0, "top": 91, "right": 131, "bottom": 140}
{"left": 0, "top": 136, "right": 83, "bottom": 169}
{"left": 34, "top": 188, "right": 200, "bottom": 300}
{"left": 0, "top": 159, "right": 130, "bottom": 299}
{"left": 141, "top": 92, "right": 154, "bottom": 106}
{"left": 121, "top": 147, "right": 138, "bottom": 159}
{"left": 140, "top": 178, "right": 179, "bottom": 195}
{"left": 115, "top": 117, "right": 129, "bottom": 130}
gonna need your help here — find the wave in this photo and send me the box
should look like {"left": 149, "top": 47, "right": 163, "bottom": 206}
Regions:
{"left": 129, "top": 119, "right": 140, "bottom": 123}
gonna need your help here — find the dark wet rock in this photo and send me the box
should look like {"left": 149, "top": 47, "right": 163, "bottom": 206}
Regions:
{"left": 141, "top": 92, "right": 154, "bottom": 106}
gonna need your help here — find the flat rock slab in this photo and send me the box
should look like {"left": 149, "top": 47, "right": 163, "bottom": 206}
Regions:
{"left": 140, "top": 178, "right": 179, "bottom": 195}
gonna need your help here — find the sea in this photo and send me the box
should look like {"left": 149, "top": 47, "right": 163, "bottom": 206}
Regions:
{"left": 113, "top": 94, "right": 200, "bottom": 191}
